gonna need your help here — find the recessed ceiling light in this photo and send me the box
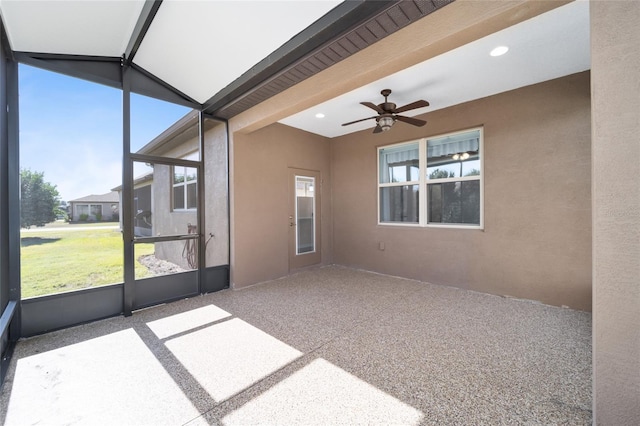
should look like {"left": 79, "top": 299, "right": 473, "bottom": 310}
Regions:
{"left": 490, "top": 46, "right": 509, "bottom": 57}
{"left": 315, "top": 113, "right": 325, "bottom": 119}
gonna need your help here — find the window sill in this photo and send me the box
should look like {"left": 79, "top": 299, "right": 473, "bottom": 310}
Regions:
{"left": 378, "top": 222, "right": 484, "bottom": 230}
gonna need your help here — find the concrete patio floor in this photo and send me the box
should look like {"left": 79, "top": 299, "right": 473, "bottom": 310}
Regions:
{"left": 0, "top": 266, "right": 592, "bottom": 425}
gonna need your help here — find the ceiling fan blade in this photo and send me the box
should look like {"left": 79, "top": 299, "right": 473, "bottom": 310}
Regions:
{"left": 396, "top": 115, "right": 427, "bottom": 127}
{"left": 361, "top": 101, "right": 385, "bottom": 114}
{"left": 342, "top": 116, "right": 378, "bottom": 126}
{"left": 393, "top": 100, "right": 430, "bottom": 114}
{"left": 373, "top": 124, "right": 383, "bottom": 134}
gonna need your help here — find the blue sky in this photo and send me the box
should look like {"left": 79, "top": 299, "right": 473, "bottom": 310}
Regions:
{"left": 19, "top": 64, "right": 190, "bottom": 202}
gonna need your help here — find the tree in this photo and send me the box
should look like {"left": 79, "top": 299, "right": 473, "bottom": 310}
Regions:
{"left": 20, "top": 169, "right": 61, "bottom": 228}
{"left": 429, "top": 169, "right": 455, "bottom": 179}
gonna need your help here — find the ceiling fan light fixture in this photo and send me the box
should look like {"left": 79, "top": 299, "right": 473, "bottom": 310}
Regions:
{"left": 379, "top": 116, "right": 394, "bottom": 131}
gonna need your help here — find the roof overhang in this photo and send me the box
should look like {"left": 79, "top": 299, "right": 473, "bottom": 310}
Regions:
{"left": 0, "top": 1, "right": 589, "bottom": 139}
{"left": 0, "top": 0, "right": 452, "bottom": 118}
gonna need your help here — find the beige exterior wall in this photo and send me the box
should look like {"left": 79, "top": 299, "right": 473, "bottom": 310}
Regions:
{"left": 331, "top": 72, "right": 591, "bottom": 311}
{"left": 203, "top": 122, "right": 230, "bottom": 268}
{"left": 148, "top": 120, "right": 229, "bottom": 270}
{"left": 150, "top": 163, "right": 195, "bottom": 270}
{"left": 148, "top": 130, "right": 198, "bottom": 270}
{"left": 591, "top": 1, "right": 640, "bottom": 424}
{"left": 230, "top": 123, "right": 332, "bottom": 287}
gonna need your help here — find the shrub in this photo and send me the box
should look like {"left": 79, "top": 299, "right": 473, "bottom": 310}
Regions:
{"left": 79, "top": 213, "right": 88, "bottom": 222}
{"left": 95, "top": 213, "right": 102, "bottom": 222}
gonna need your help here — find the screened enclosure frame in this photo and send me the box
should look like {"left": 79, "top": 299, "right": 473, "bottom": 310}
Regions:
{"left": 0, "top": 0, "right": 432, "bottom": 390}
{"left": 0, "top": 51, "right": 230, "bottom": 344}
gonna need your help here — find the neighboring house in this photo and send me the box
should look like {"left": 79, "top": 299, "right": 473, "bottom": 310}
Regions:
{"left": 112, "top": 173, "right": 153, "bottom": 237}
{"left": 68, "top": 192, "right": 119, "bottom": 222}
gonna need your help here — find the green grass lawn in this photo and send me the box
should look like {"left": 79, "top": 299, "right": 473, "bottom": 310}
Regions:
{"left": 21, "top": 227, "right": 154, "bottom": 298}
{"left": 36, "top": 220, "right": 120, "bottom": 229}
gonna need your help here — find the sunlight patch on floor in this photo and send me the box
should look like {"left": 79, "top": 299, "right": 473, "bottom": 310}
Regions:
{"left": 222, "top": 358, "right": 423, "bottom": 426}
{"left": 165, "top": 317, "right": 303, "bottom": 402}
{"left": 3, "top": 329, "right": 200, "bottom": 425}
{"left": 146, "top": 304, "right": 231, "bottom": 339}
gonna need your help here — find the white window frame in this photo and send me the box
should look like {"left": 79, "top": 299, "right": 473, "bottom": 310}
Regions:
{"left": 377, "top": 127, "right": 484, "bottom": 229}
{"left": 76, "top": 204, "right": 89, "bottom": 217}
{"left": 90, "top": 204, "right": 103, "bottom": 218}
{"left": 172, "top": 165, "right": 197, "bottom": 212}
{"left": 377, "top": 140, "right": 421, "bottom": 227}
{"left": 75, "top": 204, "right": 103, "bottom": 219}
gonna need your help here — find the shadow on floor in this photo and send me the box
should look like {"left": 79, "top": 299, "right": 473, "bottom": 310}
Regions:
{"left": 0, "top": 266, "right": 592, "bottom": 425}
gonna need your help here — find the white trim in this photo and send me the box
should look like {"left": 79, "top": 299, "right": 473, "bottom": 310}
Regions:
{"left": 171, "top": 165, "right": 198, "bottom": 212}
{"left": 377, "top": 222, "right": 421, "bottom": 228}
{"left": 425, "top": 126, "right": 484, "bottom": 229}
{"left": 418, "top": 138, "right": 427, "bottom": 227}
{"left": 425, "top": 175, "right": 480, "bottom": 184}
{"left": 377, "top": 126, "right": 484, "bottom": 229}
{"left": 425, "top": 223, "right": 484, "bottom": 230}
{"left": 378, "top": 181, "right": 420, "bottom": 188}
{"left": 376, "top": 146, "right": 381, "bottom": 225}
{"left": 479, "top": 126, "right": 485, "bottom": 230}
{"left": 377, "top": 140, "right": 420, "bottom": 224}
{"left": 377, "top": 140, "right": 420, "bottom": 184}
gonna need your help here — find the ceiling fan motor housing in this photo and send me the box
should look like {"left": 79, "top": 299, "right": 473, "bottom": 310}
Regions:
{"left": 376, "top": 113, "right": 396, "bottom": 122}
{"left": 380, "top": 102, "right": 396, "bottom": 112}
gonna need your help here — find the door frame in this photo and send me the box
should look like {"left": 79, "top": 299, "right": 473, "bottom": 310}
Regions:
{"left": 288, "top": 168, "right": 321, "bottom": 271}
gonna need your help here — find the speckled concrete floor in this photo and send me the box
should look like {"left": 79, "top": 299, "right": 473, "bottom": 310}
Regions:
{"left": 0, "top": 266, "right": 592, "bottom": 425}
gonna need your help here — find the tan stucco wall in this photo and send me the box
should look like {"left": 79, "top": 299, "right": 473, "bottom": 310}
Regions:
{"left": 230, "top": 123, "right": 332, "bottom": 287}
{"left": 203, "top": 122, "right": 230, "bottom": 268}
{"left": 149, "top": 120, "right": 229, "bottom": 270}
{"left": 331, "top": 72, "right": 591, "bottom": 311}
{"left": 591, "top": 1, "right": 640, "bottom": 423}
{"left": 151, "top": 163, "right": 196, "bottom": 270}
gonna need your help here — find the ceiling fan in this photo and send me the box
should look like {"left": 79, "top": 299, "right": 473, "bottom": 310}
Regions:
{"left": 341, "top": 89, "right": 429, "bottom": 133}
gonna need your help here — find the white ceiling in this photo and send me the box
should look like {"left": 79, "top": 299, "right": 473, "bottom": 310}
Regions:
{"left": 0, "top": 0, "right": 342, "bottom": 103}
{"left": 0, "top": 0, "right": 144, "bottom": 56}
{"left": 132, "top": 0, "right": 342, "bottom": 104}
{"left": 279, "top": 0, "right": 591, "bottom": 138}
{"left": 0, "top": 0, "right": 590, "bottom": 136}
